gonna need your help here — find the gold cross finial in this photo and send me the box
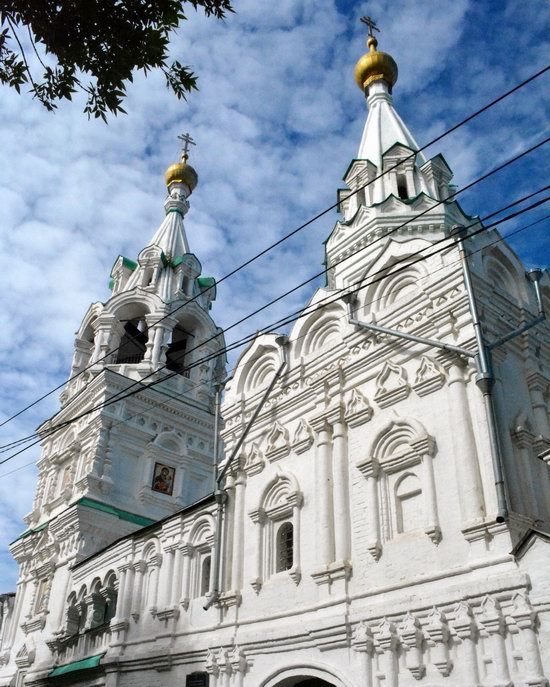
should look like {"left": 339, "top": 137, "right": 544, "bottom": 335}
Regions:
{"left": 177, "top": 132, "right": 196, "bottom": 161}
{"left": 360, "top": 15, "right": 380, "bottom": 38}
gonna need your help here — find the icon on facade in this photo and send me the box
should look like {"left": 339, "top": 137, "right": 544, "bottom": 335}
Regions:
{"left": 152, "top": 462, "right": 175, "bottom": 495}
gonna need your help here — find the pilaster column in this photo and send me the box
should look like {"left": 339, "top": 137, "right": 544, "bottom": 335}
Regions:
{"left": 217, "top": 650, "right": 232, "bottom": 687}
{"left": 146, "top": 554, "right": 162, "bottom": 611}
{"left": 171, "top": 546, "right": 184, "bottom": 606}
{"left": 425, "top": 608, "right": 452, "bottom": 677}
{"left": 411, "top": 436, "right": 441, "bottom": 543}
{"left": 160, "top": 546, "right": 176, "bottom": 608}
{"left": 131, "top": 561, "right": 146, "bottom": 619}
{"left": 311, "top": 417, "right": 334, "bottom": 566}
{"left": 447, "top": 362, "right": 485, "bottom": 523}
{"left": 180, "top": 544, "right": 194, "bottom": 609}
{"left": 400, "top": 612, "right": 425, "bottom": 680}
{"left": 526, "top": 372, "right": 550, "bottom": 438}
{"left": 114, "top": 566, "right": 128, "bottom": 620}
{"left": 230, "top": 471, "right": 246, "bottom": 592}
{"left": 121, "top": 564, "right": 135, "bottom": 618}
{"left": 249, "top": 509, "right": 265, "bottom": 593}
{"left": 357, "top": 458, "right": 381, "bottom": 560}
{"left": 149, "top": 324, "right": 169, "bottom": 367}
{"left": 377, "top": 618, "right": 399, "bottom": 687}
{"left": 352, "top": 621, "right": 374, "bottom": 687}
{"left": 481, "top": 598, "right": 512, "bottom": 687}
{"left": 452, "top": 601, "right": 481, "bottom": 687}
{"left": 229, "top": 646, "right": 247, "bottom": 687}
{"left": 330, "top": 410, "right": 350, "bottom": 563}
{"left": 511, "top": 427, "right": 544, "bottom": 520}
{"left": 511, "top": 594, "right": 547, "bottom": 687}
{"left": 205, "top": 649, "right": 219, "bottom": 687}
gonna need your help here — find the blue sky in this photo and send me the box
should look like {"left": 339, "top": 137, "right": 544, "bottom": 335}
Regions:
{"left": 0, "top": 0, "right": 548, "bottom": 589}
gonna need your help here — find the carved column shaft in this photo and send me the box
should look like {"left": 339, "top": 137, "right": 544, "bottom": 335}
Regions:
{"left": 316, "top": 424, "right": 334, "bottom": 566}
{"left": 122, "top": 566, "right": 134, "bottom": 618}
{"left": 161, "top": 548, "right": 175, "bottom": 607}
{"left": 230, "top": 474, "right": 246, "bottom": 591}
{"left": 332, "top": 419, "right": 350, "bottom": 562}
{"left": 527, "top": 378, "right": 550, "bottom": 437}
{"left": 180, "top": 545, "right": 193, "bottom": 607}
{"left": 132, "top": 563, "right": 145, "bottom": 616}
{"left": 447, "top": 363, "right": 485, "bottom": 523}
{"left": 115, "top": 568, "right": 127, "bottom": 620}
{"left": 150, "top": 325, "right": 168, "bottom": 366}
{"left": 172, "top": 547, "right": 183, "bottom": 606}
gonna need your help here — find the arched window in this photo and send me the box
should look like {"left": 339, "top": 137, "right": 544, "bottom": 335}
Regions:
{"left": 116, "top": 317, "right": 148, "bottom": 364}
{"left": 395, "top": 474, "right": 422, "bottom": 533}
{"left": 200, "top": 555, "right": 211, "bottom": 596}
{"left": 276, "top": 522, "right": 294, "bottom": 572}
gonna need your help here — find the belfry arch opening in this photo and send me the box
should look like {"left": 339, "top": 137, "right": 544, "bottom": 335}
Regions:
{"left": 166, "top": 324, "right": 192, "bottom": 375}
{"left": 116, "top": 316, "right": 148, "bottom": 364}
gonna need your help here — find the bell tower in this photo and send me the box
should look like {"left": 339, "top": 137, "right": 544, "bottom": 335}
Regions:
{"left": 18, "top": 135, "right": 226, "bottom": 554}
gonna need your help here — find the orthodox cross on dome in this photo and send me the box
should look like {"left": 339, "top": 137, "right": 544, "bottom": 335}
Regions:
{"left": 360, "top": 15, "right": 380, "bottom": 38}
{"left": 177, "top": 132, "right": 196, "bottom": 161}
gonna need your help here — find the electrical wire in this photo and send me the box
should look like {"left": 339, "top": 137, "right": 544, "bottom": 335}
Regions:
{"left": 1, "top": 66, "right": 548, "bottom": 430}
{"left": 1, "top": 192, "right": 546, "bottom": 465}
{"left": 5, "top": 136, "right": 543, "bottom": 448}
{"left": 1, "top": 181, "right": 547, "bottom": 455}
{"left": 1, "top": 209, "right": 547, "bottom": 479}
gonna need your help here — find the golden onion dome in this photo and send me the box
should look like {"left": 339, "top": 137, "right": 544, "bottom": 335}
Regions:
{"left": 164, "top": 158, "right": 198, "bottom": 192}
{"left": 354, "top": 35, "right": 398, "bottom": 93}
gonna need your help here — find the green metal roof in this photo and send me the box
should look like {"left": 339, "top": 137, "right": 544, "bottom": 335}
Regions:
{"left": 11, "top": 520, "right": 49, "bottom": 544}
{"left": 49, "top": 652, "right": 105, "bottom": 677}
{"left": 121, "top": 257, "right": 137, "bottom": 271}
{"left": 77, "top": 498, "right": 155, "bottom": 527}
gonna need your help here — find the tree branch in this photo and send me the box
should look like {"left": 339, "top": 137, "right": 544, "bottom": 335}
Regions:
{"left": 5, "top": 15, "right": 36, "bottom": 90}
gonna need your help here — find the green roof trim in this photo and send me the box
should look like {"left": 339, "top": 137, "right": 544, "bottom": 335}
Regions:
{"left": 166, "top": 207, "right": 183, "bottom": 215}
{"left": 171, "top": 255, "right": 184, "bottom": 268}
{"left": 77, "top": 498, "right": 155, "bottom": 527}
{"left": 160, "top": 251, "right": 169, "bottom": 267}
{"left": 11, "top": 520, "right": 48, "bottom": 544}
{"left": 197, "top": 276, "right": 216, "bottom": 301}
{"left": 49, "top": 653, "right": 105, "bottom": 677}
{"left": 122, "top": 257, "right": 138, "bottom": 271}
{"left": 108, "top": 277, "right": 115, "bottom": 291}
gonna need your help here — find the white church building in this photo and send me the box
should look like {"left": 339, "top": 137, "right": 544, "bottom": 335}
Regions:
{"left": 1, "top": 25, "right": 549, "bottom": 687}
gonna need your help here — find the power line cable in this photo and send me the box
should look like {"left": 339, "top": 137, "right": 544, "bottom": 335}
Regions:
{"left": 1, "top": 66, "right": 548, "bottom": 430}
{"left": 1, "top": 192, "right": 546, "bottom": 464}
{"left": 1, "top": 175, "right": 547, "bottom": 455}
{"left": 1, "top": 211, "right": 546, "bottom": 481}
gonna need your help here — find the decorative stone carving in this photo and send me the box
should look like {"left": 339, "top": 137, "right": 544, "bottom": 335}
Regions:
{"left": 344, "top": 389, "right": 373, "bottom": 427}
{"left": 400, "top": 612, "right": 425, "bottom": 680}
{"left": 412, "top": 356, "right": 446, "bottom": 396}
{"left": 374, "top": 361, "right": 410, "bottom": 408}
{"left": 292, "top": 419, "right": 314, "bottom": 454}
{"left": 229, "top": 645, "right": 247, "bottom": 674}
{"left": 265, "top": 422, "right": 290, "bottom": 461}
{"left": 243, "top": 443, "right": 265, "bottom": 475}
{"left": 511, "top": 593, "right": 548, "bottom": 687}
{"left": 421, "top": 607, "right": 451, "bottom": 676}
{"left": 205, "top": 648, "right": 219, "bottom": 677}
{"left": 351, "top": 620, "right": 374, "bottom": 654}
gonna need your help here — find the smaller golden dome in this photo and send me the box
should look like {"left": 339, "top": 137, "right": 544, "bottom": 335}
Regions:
{"left": 354, "top": 36, "right": 398, "bottom": 93}
{"left": 164, "top": 158, "right": 198, "bottom": 191}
